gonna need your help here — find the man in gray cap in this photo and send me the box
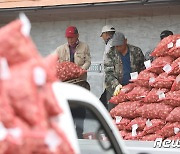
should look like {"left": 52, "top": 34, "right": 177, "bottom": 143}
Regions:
{"left": 104, "top": 32, "right": 145, "bottom": 110}
{"left": 99, "top": 25, "right": 116, "bottom": 109}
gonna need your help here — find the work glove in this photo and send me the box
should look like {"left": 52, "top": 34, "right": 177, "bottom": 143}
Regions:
{"left": 113, "top": 84, "right": 122, "bottom": 96}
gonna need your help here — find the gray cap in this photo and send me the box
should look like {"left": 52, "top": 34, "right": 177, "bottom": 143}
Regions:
{"left": 112, "top": 32, "right": 125, "bottom": 46}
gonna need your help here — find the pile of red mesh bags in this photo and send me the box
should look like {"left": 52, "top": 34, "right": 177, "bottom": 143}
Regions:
{"left": 0, "top": 18, "right": 75, "bottom": 154}
{"left": 109, "top": 34, "right": 180, "bottom": 141}
{"left": 56, "top": 61, "right": 87, "bottom": 81}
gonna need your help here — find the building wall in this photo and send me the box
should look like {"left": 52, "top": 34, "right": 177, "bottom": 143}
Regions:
{"left": 28, "top": 14, "right": 180, "bottom": 97}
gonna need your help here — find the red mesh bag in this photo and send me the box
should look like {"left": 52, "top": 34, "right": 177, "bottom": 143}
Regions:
{"left": 147, "top": 56, "right": 174, "bottom": 74}
{"left": 22, "top": 122, "right": 75, "bottom": 154}
{"left": 56, "top": 61, "right": 87, "bottom": 81}
{"left": 149, "top": 72, "right": 176, "bottom": 89}
{"left": 133, "top": 70, "right": 157, "bottom": 87}
{"left": 114, "top": 101, "right": 142, "bottom": 119}
{"left": 0, "top": 140, "right": 8, "bottom": 154}
{"left": 168, "top": 40, "right": 180, "bottom": 58}
{"left": 21, "top": 128, "right": 49, "bottom": 154}
{"left": 143, "top": 119, "right": 165, "bottom": 135}
{"left": 0, "top": 94, "right": 15, "bottom": 128}
{"left": 43, "top": 83, "right": 63, "bottom": 117}
{"left": 109, "top": 92, "right": 127, "bottom": 104}
{"left": 157, "top": 122, "right": 180, "bottom": 138}
{"left": 171, "top": 74, "right": 180, "bottom": 91}
{"left": 120, "top": 130, "right": 144, "bottom": 140}
{"left": 144, "top": 88, "right": 169, "bottom": 103}
{"left": 136, "top": 103, "right": 173, "bottom": 120}
{"left": 160, "top": 90, "right": 180, "bottom": 107}
{"left": 3, "top": 117, "right": 34, "bottom": 154}
{"left": 0, "top": 20, "right": 40, "bottom": 65}
{"left": 7, "top": 62, "right": 47, "bottom": 126}
{"left": 151, "top": 35, "right": 180, "bottom": 57}
{"left": 126, "top": 86, "right": 150, "bottom": 101}
{"left": 109, "top": 107, "right": 117, "bottom": 118}
{"left": 119, "top": 130, "right": 130, "bottom": 139}
{"left": 109, "top": 83, "right": 137, "bottom": 104}
{"left": 166, "top": 107, "right": 180, "bottom": 122}
{"left": 22, "top": 122, "right": 73, "bottom": 154}
{"left": 83, "top": 132, "right": 96, "bottom": 140}
{"left": 5, "top": 136, "right": 27, "bottom": 154}
{"left": 126, "top": 117, "right": 147, "bottom": 131}
{"left": 167, "top": 133, "right": 180, "bottom": 140}
{"left": 43, "top": 53, "right": 59, "bottom": 82}
{"left": 141, "top": 134, "right": 163, "bottom": 141}
{"left": 0, "top": 117, "right": 34, "bottom": 154}
{"left": 115, "top": 118, "right": 131, "bottom": 130}
{"left": 168, "top": 57, "right": 180, "bottom": 75}
{"left": 124, "top": 130, "right": 143, "bottom": 140}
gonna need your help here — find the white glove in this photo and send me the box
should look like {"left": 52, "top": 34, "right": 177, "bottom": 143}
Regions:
{"left": 113, "top": 84, "right": 122, "bottom": 96}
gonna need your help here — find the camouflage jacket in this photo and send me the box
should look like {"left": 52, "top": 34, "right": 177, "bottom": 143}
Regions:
{"left": 104, "top": 44, "right": 145, "bottom": 96}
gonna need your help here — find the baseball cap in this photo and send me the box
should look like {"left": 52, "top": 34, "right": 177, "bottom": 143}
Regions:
{"left": 160, "top": 30, "right": 173, "bottom": 40}
{"left": 100, "top": 25, "right": 115, "bottom": 37}
{"left": 112, "top": 32, "right": 125, "bottom": 46}
{"left": 65, "top": 26, "right": 78, "bottom": 38}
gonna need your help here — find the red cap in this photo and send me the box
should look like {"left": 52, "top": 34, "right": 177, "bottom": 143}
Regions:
{"left": 65, "top": 26, "right": 78, "bottom": 37}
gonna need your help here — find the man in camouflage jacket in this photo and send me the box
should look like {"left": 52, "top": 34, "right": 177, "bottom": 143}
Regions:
{"left": 104, "top": 32, "right": 145, "bottom": 102}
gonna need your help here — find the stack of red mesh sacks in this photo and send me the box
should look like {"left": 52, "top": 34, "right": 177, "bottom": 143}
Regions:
{"left": 0, "top": 18, "right": 75, "bottom": 153}
{"left": 109, "top": 34, "right": 180, "bottom": 141}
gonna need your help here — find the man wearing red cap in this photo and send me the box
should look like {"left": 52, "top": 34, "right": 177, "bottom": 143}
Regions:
{"left": 54, "top": 26, "right": 91, "bottom": 138}
{"left": 55, "top": 26, "right": 91, "bottom": 73}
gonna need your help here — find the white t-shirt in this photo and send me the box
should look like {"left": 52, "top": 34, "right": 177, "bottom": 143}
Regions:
{"left": 102, "top": 38, "right": 113, "bottom": 90}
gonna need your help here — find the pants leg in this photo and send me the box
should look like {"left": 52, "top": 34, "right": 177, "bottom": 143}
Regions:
{"left": 99, "top": 89, "right": 108, "bottom": 109}
{"left": 71, "top": 106, "right": 86, "bottom": 139}
{"left": 106, "top": 90, "right": 116, "bottom": 112}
